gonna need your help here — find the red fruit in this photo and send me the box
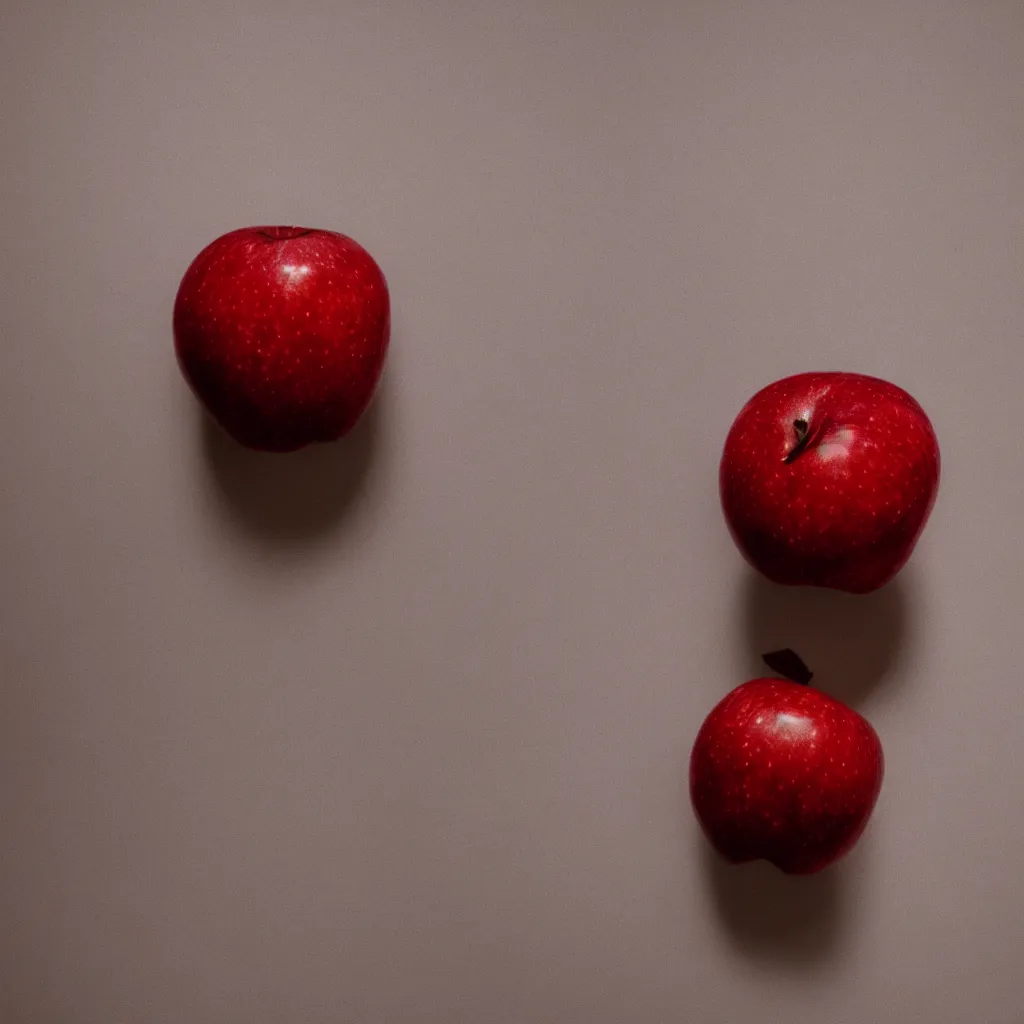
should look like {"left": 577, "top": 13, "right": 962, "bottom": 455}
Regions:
{"left": 174, "top": 226, "right": 390, "bottom": 452}
{"left": 720, "top": 372, "right": 940, "bottom": 593}
{"left": 690, "top": 652, "right": 884, "bottom": 875}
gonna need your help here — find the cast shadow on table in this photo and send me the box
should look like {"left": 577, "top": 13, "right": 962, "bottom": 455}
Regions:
{"left": 739, "top": 567, "right": 915, "bottom": 707}
{"left": 699, "top": 836, "right": 858, "bottom": 968}
{"left": 700, "top": 569, "right": 904, "bottom": 965}
{"left": 198, "top": 376, "right": 389, "bottom": 544}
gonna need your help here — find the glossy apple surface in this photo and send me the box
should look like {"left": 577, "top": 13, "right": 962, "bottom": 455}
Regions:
{"left": 690, "top": 669, "right": 883, "bottom": 875}
{"left": 720, "top": 372, "right": 939, "bottom": 593}
{"left": 174, "top": 226, "right": 389, "bottom": 452}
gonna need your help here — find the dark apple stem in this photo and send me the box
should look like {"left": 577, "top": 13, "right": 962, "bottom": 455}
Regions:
{"left": 783, "top": 419, "right": 811, "bottom": 464}
{"left": 762, "top": 649, "right": 813, "bottom": 685}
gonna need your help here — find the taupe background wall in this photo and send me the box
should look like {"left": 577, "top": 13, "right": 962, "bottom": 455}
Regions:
{"left": 2, "top": 1, "right": 1022, "bottom": 1021}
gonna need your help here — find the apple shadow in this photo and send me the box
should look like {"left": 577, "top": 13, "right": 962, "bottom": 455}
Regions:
{"left": 738, "top": 568, "right": 915, "bottom": 707}
{"left": 699, "top": 834, "right": 853, "bottom": 968}
{"left": 198, "top": 375, "right": 389, "bottom": 545}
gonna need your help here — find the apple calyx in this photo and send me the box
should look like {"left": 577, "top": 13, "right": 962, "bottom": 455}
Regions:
{"left": 783, "top": 419, "right": 813, "bottom": 463}
{"left": 762, "top": 648, "right": 813, "bottom": 685}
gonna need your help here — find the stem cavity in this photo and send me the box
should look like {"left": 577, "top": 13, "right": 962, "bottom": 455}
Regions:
{"left": 784, "top": 419, "right": 812, "bottom": 464}
{"left": 258, "top": 227, "right": 314, "bottom": 241}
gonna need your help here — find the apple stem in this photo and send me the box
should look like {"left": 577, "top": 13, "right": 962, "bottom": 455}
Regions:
{"left": 762, "top": 649, "right": 813, "bottom": 686}
{"left": 783, "top": 419, "right": 812, "bottom": 464}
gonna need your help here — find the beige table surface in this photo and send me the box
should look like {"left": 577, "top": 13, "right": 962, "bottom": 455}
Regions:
{"left": 3, "top": 2, "right": 1022, "bottom": 1021}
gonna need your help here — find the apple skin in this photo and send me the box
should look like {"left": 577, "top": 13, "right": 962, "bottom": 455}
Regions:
{"left": 174, "top": 226, "right": 390, "bottom": 452}
{"left": 720, "top": 372, "right": 939, "bottom": 593}
{"left": 690, "top": 677, "right": 883, "bottom": 875}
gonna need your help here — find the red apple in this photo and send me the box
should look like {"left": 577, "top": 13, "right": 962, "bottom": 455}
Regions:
{"left": 174, "top": 226, "right": 390, "bottom": 452}
{"left": 720, "top": 372, "right": 939, "bottom": 593}
{"left": 690, "top": 651, "right": 884, "bottom": 875}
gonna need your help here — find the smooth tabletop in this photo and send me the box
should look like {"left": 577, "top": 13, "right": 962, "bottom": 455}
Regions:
{"left": 3, "top": 2, "right": 1022, "bottom": 1021}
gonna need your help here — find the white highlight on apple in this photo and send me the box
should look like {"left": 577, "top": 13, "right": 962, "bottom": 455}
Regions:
{"left": 280, "top": 264, "right": 312, "bottom": 284}
{"left": 816, "top": 426, "right": 855, "bottom": 462}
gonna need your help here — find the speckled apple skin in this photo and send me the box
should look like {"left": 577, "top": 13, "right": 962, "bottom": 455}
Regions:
{"left": 720, "top": 372, "right": 940, "bottom": 593}
{"left": 174, "top": 226, "right": 390, "bottom": 452}
{"left": 690, "top": 679, "right": 884, "bottom": 875}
